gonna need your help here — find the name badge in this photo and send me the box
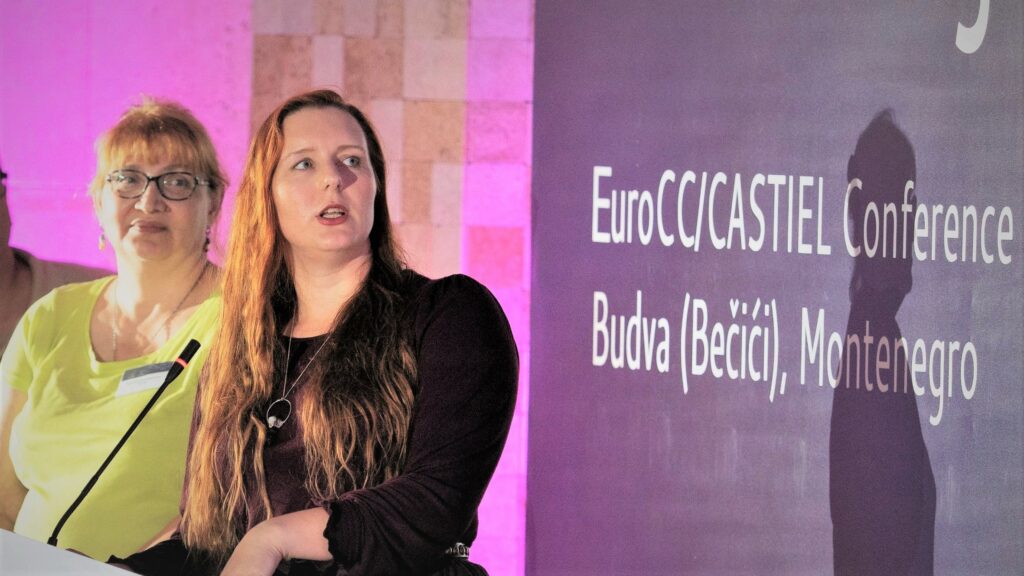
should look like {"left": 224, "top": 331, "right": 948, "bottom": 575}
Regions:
{"left": 116, "top": 362, "right": 174, "bottom": 397}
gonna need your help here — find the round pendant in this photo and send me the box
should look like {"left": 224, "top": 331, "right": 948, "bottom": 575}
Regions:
{"left": 266, "top": 398, "right": 292, "bottom": 429}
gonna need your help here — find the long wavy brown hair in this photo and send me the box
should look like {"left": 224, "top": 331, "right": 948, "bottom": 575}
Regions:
{"left": 181, "top": 90, "right": 416, "bottom": 559}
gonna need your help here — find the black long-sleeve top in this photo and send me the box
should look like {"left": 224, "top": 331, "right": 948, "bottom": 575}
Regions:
{"left": 118, "top": 273, "right": 518, "bottom": 576}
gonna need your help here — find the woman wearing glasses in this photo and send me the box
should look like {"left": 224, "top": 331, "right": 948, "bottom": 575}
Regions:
{"left": 0, "top": 98, "right": 226, "bottom": 560}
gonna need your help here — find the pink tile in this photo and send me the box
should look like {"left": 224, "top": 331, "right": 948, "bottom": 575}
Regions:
{"left": 471, "top": 537, "right": 524, "bottom": 576}
{"left": 477, "top": 473, "right": 526, "bottom": 533}
{"left": 470, "top": 0, "right": 534, "bottom": 40}
{"left": 467, "top": 102, "right": 532, "bottom": 164}
{"left": 493, "top": 411, "right": 528, "bottom": 475}
{"left": 510, "top": 337, "right": 531, "bottom": 417}
{"left": 467, "top": 39, "right": 534, "bottom": 102}
{"left": 491, "top": 286, "right": 530, "bottom": 343}
{"left": 521, "top": 217, "right": 532, "bottom": 290}
{"left": 463, "top": 163, "right": 529, "bottom": 227}
{"left": 489, "top": 285, "right": 531, "bottom": 418}
{"left": 464, "top": 226, "right": 523, "bottom": 288}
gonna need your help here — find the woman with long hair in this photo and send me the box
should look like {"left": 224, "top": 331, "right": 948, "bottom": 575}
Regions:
{"left": 0, "top": 98, "right": 226, "bottom": 559}
{"left": 116, "top": 89, "right": 518, "bottom": 575}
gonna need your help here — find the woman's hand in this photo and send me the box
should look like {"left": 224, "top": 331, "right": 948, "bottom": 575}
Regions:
{"left": 220, "top": 508, "right": 331, "bottom": 576}
{"left": 220, "top": 520, "right": 286, "bottom": 576}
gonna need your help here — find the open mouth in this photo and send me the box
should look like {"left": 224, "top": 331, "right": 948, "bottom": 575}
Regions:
{"left": 319, "top": 207, "right": 348, "bottom": 219}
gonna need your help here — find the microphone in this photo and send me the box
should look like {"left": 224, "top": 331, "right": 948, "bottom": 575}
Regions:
{"left": 164, "top": 339, "right": 201, "bottom": 384}
{"left": 48, "top": 339, "right": 202, "bottom": 548}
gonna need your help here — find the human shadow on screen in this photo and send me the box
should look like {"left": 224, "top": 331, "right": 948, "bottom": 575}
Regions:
{"left": 829, "top": 111, "right": 936, "bottom": 576}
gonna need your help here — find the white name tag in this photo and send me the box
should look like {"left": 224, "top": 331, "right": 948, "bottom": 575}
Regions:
{"left": 116, "top": 362, "right": 174, "bottom": 397}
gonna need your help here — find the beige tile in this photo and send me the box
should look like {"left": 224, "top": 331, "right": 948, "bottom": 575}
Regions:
{"left": 396, "top": 222, "right": 433, "bottom": 273}
{"left": 403, "top": 38, "right": 467, "bottom": 100}
{"left": 252, "top": 0, "right": 281, "bottom": 34}
{"left": 438, "top": 0, "right": 469, "bottom": 39}
{"left": 431, "top": 224, "right": 462, "bottom": 277}
{"left": 315, "top": 0, "right": 345, "bottom": 35}
{"left": 344, "top": 38, "right": 403, "bottom": 98}
{"left": 278, "top": 37, "right": 314, "bottom": 100}
{"left": 312, "top": 35, "right": 345, "bottom": 89}
{"left": 249, "top": 92, "right": 280, "bottom": 135}
{"left": 383, "top": 159, "right": 402, "bottom": 223}
{"left": 343, "top": 0, "right": 378, "bottom": 37}
{"left": 344, "top": 94, "right": 372, "bottom": 114}
{"left": 369, "top": 99, "right": 404, "bottom": 162}
{"left": 405, "top": 0, "right": 468, "bottom": 39}
{"left": 377, "top": 0, "right": 404, "bottom": 37}
{"left": 253, "top": 35, "right": 283, "bottom": 99}
{"left": 253, "top": 35, "right": 313, "bottom": 103}
{"left": 430, "top": 162, "right": 462, "bottom": 226}
{"left": 253, "top": 0, "right": 315, "bottom": 35}
{"left": 400, "top": 161, "right": 432, "bottom": 224}
{"left": 403, "top": 100, "right": 465, "bottom": 163}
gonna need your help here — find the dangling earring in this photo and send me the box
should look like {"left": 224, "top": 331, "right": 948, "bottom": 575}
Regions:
{"left": 98, "top": 233, "right": 107, "bottom": 251}
{"left": 203, "top": 227, "right": 211, "bottom": 252}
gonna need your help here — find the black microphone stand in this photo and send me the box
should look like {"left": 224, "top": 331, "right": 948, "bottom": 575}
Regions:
{"left": 47, "top": 339, "right": 202, "bottom": 547}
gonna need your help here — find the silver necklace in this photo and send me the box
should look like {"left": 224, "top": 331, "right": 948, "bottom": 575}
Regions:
{"left": 111, "top": 262, "right": 208, "bottom": 361}
{"left": 266, "top": 329, "right": 331, "bottom": 430}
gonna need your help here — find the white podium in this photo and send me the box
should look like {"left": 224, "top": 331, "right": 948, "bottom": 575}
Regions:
{"left": 0, "top": 529, "right": 128, "bottom": 575}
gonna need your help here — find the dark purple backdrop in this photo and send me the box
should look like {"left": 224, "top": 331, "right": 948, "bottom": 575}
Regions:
{"left": 528, "top": 2, "right": 1022, "bottom": 574}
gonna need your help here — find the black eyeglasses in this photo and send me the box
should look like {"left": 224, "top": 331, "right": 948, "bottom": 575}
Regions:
{"left": 106, "top": 169, "right": 210, "bottom": 201}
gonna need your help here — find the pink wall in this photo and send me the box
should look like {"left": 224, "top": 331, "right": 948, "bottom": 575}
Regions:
{"left": 2, "top": 1, "right": 530, "bottom": 574}
{"left": 464, "top": 2, "right": 534, "bottom": 574}
{"left": 0, "top": 0, "right": 252, "bottom": 269}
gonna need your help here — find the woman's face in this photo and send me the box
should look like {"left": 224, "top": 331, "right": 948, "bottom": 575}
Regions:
{"left": 272, "top": 106, "right": 377, "bottom": 264}
{"left": 95, "top": 157, "right": 216, "bottom": 266}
